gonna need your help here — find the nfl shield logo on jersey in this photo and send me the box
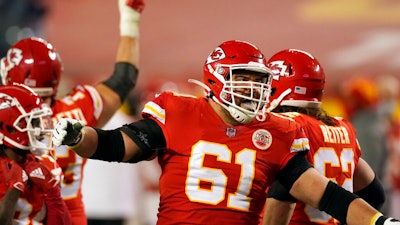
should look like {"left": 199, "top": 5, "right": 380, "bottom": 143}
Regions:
{"left": 252, "top": 129, "right": 272, "bottom": 150}
{"left": 226, "top": 127, "right": 236, "bottom": 138}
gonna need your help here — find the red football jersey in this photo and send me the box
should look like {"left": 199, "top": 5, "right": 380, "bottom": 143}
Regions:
{"left": 50, "top": 85, "right": 103, "bottom": 224}
{"left": 0, "top": 156, "right": 62, "bottom": 224}
{"left": 279, "top": 112, "right": 361, "bottom": 225}
{"left": 141, "top": 92, "right": 310, "bottom": 225}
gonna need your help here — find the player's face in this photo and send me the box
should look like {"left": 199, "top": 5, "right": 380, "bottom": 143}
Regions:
{"left": 231, "top": 72, "right": 267, "bottom": 111}
{"left": 41, "top": 96, "right": 52, "bottom": 106}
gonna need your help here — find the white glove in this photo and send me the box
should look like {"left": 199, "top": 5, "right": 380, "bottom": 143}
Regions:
{"left": 119, "top": 0, "right": 144, "bottom": 38}
{"left": 52, "top": 119, "right": 84, "bottom": 147}
{"left": 372, "top": 214, "right": 400, "bottom": 225}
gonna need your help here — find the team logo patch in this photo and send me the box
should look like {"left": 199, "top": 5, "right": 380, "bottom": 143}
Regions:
{"left": 252, "top": 129, "right": 272, "bottom": 150}
{"left": 206, "top": 47, "right": 226, "bottom": 64}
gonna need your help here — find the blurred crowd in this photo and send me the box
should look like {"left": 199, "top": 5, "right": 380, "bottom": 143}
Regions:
{"left": 0, "top": 0, "right": 49, "bottom": 56}
{"left": 323, "top": 74, "right": 400, "bottom": 218}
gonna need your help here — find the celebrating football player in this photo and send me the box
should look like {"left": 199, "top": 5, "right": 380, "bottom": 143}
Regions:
{"left": 0, "top": 84, "right": 71, "bottom": 225}
{"left": 0, "top": 0, "right": 144, "bottom": 224}
{"left": 52, "top": 40, "right": 398, "bottom": 225}
{"left": 262, "top": 49, "right": 386, "bottom": 225}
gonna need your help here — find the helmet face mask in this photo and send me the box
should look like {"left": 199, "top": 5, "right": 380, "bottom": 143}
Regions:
{"left": 222, "top": 68, "right": 271, "bottom": 117}
{"left": 200, "top": 40, "right": 274, "bottom": 124}
{"left": 0, "top": 37, "right": 62, "bottom": 98}
{"left": 0, "top": 84, "right": 54, "bottom": 155}
{"left": 266, "top": 49, "right": 325, "bottom": 111}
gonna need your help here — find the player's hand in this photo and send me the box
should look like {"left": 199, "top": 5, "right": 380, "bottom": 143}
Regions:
{"left": 52, "top": 118, "right": 84, "bottom": 147}
{"left": 125, "top": 0, "right": 145, "bottom": 13}
{"left": 372, "top": 214, "right": 400, "bottom": 225}
{"left": 1, "top": 159, "right": 28, "bottom": 192}
{"left": 23, "top": 154, "right": 63, "bottom": 192}
{"left": 119, "top": 0, "right": 144, "bottom": 37}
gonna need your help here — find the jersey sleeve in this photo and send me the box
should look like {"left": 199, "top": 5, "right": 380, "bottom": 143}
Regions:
{"left": 275, "top": 118, "right": 310, "bottom": 171}
{"left": 141, "top": 92, "right": 168, "bottom": 125}
{"left": 53, "top": 85, "right": 104, "bottom": 125}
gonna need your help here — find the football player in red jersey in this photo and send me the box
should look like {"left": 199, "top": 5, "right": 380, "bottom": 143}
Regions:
{"left": 0, "top": 84, "right": 71, "bottom": 225}
{"left": 0, "top": 1, "right": 144, "bottom": 224}
{"left": 262, "top": 49, "right": 386, "bottom": 225}
{"left": 52, "top": 40, "right": 397, "bottom": 225}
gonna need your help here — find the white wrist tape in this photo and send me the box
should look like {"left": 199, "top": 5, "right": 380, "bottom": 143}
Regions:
{"left": 119, "top": 0, "right": 141, "bottom": 38}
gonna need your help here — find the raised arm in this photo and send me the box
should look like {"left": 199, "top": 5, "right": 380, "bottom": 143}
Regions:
{"left": 96, "top": 0, "right": 144, "bottom": 127}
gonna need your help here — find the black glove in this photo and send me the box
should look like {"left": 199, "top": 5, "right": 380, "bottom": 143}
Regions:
{"left": 52, "top": 119, "right": 84, "bottom": 147}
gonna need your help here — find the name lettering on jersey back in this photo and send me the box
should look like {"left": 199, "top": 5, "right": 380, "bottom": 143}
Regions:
{"left": 319, "top": 125, "right": 350, "bottom": 144}
{"left": 52, "top": 108, "right": 87, "bottom": 125}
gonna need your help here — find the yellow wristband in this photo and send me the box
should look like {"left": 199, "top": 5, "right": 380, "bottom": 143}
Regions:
{"left": 370, "top": 212, "right": 383, "bottom": 225}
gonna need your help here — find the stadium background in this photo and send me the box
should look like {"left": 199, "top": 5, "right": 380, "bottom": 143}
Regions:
{"left": 41, "top": 0, "right": 400, "bottom": 99}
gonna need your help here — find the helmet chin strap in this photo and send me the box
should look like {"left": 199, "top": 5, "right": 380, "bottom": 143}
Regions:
{"left": 228, "top": 106, "right": 253, "bottom": 124}
{"left": 266, "top": 88, "right": 292, "bottom": 112}
{"left": 188, "top": 79, "right": 211, "bottom": 93}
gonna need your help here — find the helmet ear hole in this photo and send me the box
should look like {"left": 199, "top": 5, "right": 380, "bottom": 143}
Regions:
{"left": 288, "top": 65, "right": 293, "bottom": 75}
{"left": 271, "top": 88, "right": 277, "bottom": 96}
{"left": 6, "top": 124, "right": 16, "bottom": 134}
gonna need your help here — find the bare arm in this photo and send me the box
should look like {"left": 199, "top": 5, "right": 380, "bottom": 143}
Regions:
{"left": 353, "top": 158, "right": 376, "bottom": 192}
{"left": 96, "top": 36, "right": 140, "bottom": 127}
{"left": 0, "top": 189, "right": 20, "bottom": 224}
{"left": 262, "top": 158, "right": 382, "bottom": 225}
{"left": 96, "top": 0, "right": 142, "bottom": 127}
{"left": 289, "top": 168, "right": 385, "bottom": 225}
{"left": 262, "top": 198, "right": 295, "bottom": 225}
{"left": 0, "top": 159, "right": 27, "bottom": 224}
{"left": 353, "top": 158, "right": 385, "bottom": 210}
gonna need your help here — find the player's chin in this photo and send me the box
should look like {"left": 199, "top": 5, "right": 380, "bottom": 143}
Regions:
{"left": 240, "top": 101, "right": 257, "bottom": 111}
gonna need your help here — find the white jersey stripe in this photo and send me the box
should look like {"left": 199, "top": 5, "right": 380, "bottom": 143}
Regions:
{"left": 143, "top": 101, "right": 166, "bottom": 124}
{"left": 291, "top": 137, "right": 310, "bottom": 153}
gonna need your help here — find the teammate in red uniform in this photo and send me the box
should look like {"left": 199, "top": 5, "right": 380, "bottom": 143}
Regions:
{"left": 262, "top": 49, "right": 385, "bottom": 225}
{"left": 0, "top": 84, "right": 71, "bottom": 225}
{"left": 0, "top": 1, "right": 144, "bottom": 224}
{"left": 52, "top": 40, "right": 396, "bottom": 225}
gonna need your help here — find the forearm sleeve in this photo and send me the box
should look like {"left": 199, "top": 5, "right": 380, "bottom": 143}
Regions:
{"left": 267, "top": 180, "right": 297, "bottom": 202}
{"left": 355, "top": 176, "right": 385, "bottom": 210}
{"left": 318, "top": 181, "right": 359, "bottom": 223}
{"left": 103, "top": 62, "right": 138, "bottom": 102}
{"left": 276, "top": 154, "right": 312, "bottom": 190}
